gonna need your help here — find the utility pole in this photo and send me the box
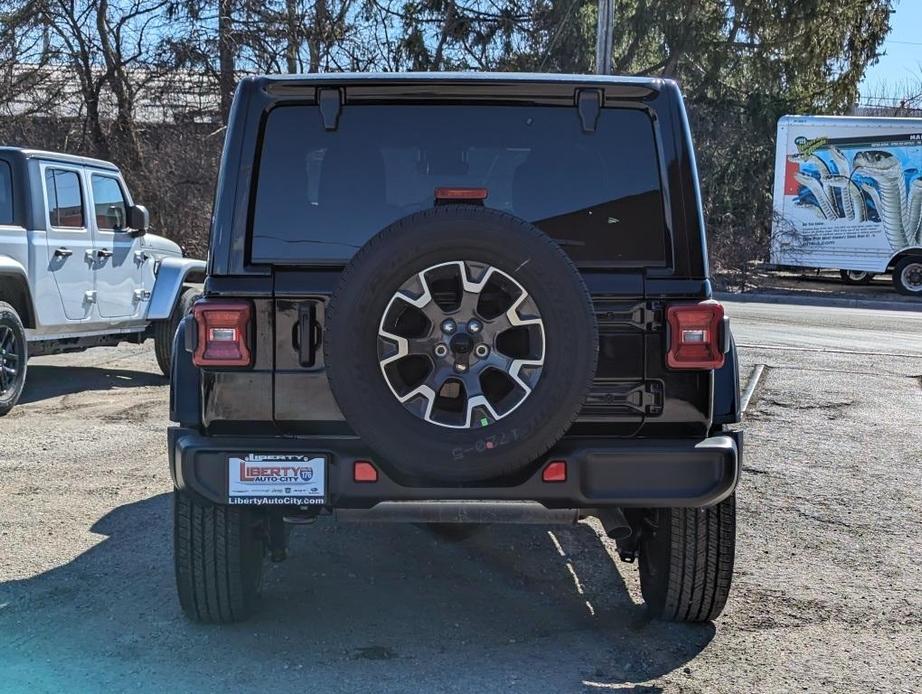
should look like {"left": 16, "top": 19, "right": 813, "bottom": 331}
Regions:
{"left": 594, "top": 0, "right": 614, "bottom": 75}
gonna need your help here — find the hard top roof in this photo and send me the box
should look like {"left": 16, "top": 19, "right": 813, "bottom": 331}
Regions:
{"left": 0, "top": 146, "right": 119, "bottom": 171}
{"left": 255, "top": 71, "right": 665, "bottom": 88}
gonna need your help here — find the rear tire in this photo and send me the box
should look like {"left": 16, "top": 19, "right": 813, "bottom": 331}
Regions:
{"left": 637, "top": 494, "right": 736, "bottom": 622}
{"left": 155, "top": 287, "right": 200, "bottom": 377}
{"left": 173, "top": 489, "right": 266, "bottom": 624}
{"left": 892, "top": 256, "right": 922, "bottom": 296}
{"left": 0, "top": 302, "right": 27, "bottom": 417}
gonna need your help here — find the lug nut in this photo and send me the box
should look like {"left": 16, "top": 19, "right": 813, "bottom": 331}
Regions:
{"left": 474, "top": 344, "right": 489, "bottom": 358}
{"left": 434, "top": 344, "right": 449, "bottom": 358}
{"left": 454, "top": 362, "right": 468, "bottom": 373}
{"left": 441, "top": 319, "right": 457, "bottom": 334}
{"left": 468, "top": 319, "right": 483, "bottom": 334}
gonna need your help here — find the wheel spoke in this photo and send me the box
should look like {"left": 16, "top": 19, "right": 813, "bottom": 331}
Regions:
{"left": 395, "top": 268, "right": 447, "bottom": 324}
{"left": 459, "top": 373, "right": 501, "bottom": 428}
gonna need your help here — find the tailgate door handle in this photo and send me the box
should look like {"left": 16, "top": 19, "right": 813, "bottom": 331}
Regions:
{"left": 296, "top": 303, "right": 321, "bottom": 367}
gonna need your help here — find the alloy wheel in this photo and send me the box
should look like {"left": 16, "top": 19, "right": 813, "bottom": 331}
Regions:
{"left": 377, "top": 261, "right": 545, "bottom": 429}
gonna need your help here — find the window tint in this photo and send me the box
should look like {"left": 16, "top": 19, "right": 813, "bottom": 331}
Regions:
{"left": 251, "top": 104, "right": 667, "bottom": 266}
{"left": 45, "top": 169, "right": 85, "bottom": 228}
{"left": 91, "top": 175, "right": 127, "bottom": 230}
{"left": 0, "top": 161, "right": 11, "bottom": 225}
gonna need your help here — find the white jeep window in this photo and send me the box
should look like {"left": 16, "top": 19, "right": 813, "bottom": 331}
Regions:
{"left": 45, "top": 169, "right": 85, "bottom": 228}
{"left": 0, "top": 161, "right": 12, "bottom": 224}
{"left": 91, "top": 175, "right": 128, "bottom": 230}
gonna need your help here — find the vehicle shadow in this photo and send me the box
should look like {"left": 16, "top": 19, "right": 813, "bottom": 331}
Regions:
{"left": 18, "top": 364, "right": 164, "bottom": 405}
{"left": 0, "top": 494, "right": 714, "bottom": 692}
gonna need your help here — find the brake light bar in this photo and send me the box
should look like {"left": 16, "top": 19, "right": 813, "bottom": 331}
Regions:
{"left": 192, "top": 300, "right": 253, "bottom": 367}
{"left": 434, "top": 187, "right": 488, "bottom": 201}
{"left": 666, "top": 300, "right": 725, "bottom": 370}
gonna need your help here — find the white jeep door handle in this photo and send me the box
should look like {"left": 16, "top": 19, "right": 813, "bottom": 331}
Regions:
{"left": 54, "top": 247, "right": 73, "bottom": 258}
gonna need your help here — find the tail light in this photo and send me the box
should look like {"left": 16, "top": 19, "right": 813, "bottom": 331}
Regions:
{"left": 192, "top": 300, "right": 253, "bottom": 367}
{"left": 666, "top": 300, "right": 726, "bottom": 370}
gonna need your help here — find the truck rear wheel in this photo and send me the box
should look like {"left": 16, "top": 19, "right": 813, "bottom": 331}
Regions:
{"left": 173, "top": 489, "right": 266, "bottom": 623}
{"left": 637, "top": 494, "right": 735, "bottom": 622}
{"left": 892, "top": 256, "right": 922, "bottom": 296}
{"left": 155, "top": 288, "right": 200, "bottom": 377}
{"left": 0, "top": 301, "right": 27, "bottom": 416}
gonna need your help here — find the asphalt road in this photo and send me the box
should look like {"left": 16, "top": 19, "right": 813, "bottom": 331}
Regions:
{"left": 728, "top": 301, "right": 922, "bottom": 358}
{"left": 1, "top": 300, "right": 920, "bottom": 692}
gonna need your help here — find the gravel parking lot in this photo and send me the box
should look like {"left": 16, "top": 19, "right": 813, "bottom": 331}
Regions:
{"left": 1, "top": 301, "right": 920, "bottom": 692}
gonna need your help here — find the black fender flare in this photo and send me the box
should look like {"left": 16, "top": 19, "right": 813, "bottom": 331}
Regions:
{"left": 0, "top": 258, "right": 37, "bottom": 328}
{"left": 712, "top": 329, "right": 740, "bottom": 425}
{"left": 169, "top": 317, "right": 202, "bottom": 428}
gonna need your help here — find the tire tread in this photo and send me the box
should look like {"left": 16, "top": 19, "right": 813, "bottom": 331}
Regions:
{"left": 173, "top": 490, "right": 263, "bottom": 623}
{"left": 640, "top": 494, "right": 735, "bottom": 622}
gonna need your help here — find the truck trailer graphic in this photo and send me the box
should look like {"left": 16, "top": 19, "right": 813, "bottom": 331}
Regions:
{"left": 772, "top": 115, "right": 922, "bottom": 293}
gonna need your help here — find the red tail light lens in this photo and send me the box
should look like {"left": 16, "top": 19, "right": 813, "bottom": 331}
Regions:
{"left": 192, "top": 300, "right": 253, "bottom": 367}
{"left": 666, "top": 300, "right": 725, "bottom": 370}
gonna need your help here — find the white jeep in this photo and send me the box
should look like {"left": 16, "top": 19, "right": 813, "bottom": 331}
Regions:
{"left": 0, "top": 147, "right": 205, "bottom": 415}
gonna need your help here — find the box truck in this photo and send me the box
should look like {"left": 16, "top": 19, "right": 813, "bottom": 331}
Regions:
{"left": 771, "top": 114, "right": 922, "bottom": 295}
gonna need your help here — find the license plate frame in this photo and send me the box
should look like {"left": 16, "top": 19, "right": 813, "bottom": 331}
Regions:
{"left": 227, "top": 453, "right": 327, "bottom": 506}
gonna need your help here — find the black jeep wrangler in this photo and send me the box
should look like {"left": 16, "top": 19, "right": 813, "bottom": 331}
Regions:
{"left": 169, "top": 73, "right": 742, "bottom": 624}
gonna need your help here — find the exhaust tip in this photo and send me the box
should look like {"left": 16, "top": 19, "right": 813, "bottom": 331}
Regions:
{"left": 597, "top": 508, "right": 632, "bottom": 541}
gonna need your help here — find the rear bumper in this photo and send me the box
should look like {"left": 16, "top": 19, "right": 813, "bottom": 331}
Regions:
{"left": 168, "top": 428, "right": 742, "bottom": 510}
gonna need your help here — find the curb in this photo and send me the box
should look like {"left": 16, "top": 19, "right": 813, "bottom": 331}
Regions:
{"left": 740, "top": 364, "right": 766, "bottom": 415}
{"left": 714, "top": 291, "right": 922, "bottom": 313}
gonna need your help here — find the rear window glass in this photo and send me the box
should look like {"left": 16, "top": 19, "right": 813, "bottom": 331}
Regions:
{"left": 251, "top": 104, "right": 668, "bottom": 267}
{"left": 0, "top": 161, "right": 12, "bottom": 225}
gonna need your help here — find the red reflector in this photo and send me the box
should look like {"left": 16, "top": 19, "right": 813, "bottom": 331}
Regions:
{"left": 542, "top": 460, "right": 567, "bottom": 483}
{"left": 353, "top": 460, "right": 378, "bottom": 483}
{"left": 434, "top": 186, "right": 488, "bottom": 201}
{"left": 666, "top": 300, "right": 725, "bottom": 370}
{"left": 192, "top": 300, "right": 253, "bottom": 367}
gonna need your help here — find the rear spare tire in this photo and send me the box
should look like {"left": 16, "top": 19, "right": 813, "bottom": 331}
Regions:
{"left": 324, "top": 206, "right": 598, "bottom": 483}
